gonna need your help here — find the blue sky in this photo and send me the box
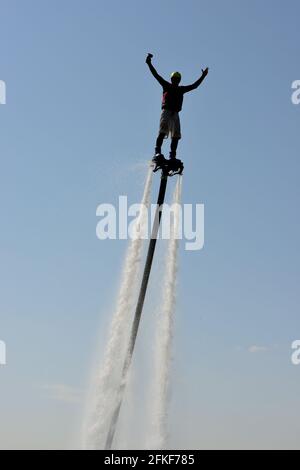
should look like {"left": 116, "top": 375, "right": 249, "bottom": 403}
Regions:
{"left": 0, "top": 0, "right": 300, "bottom": 449}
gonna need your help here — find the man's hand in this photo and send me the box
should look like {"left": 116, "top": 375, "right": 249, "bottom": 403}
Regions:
{"left": 202, "top": 67, "right": 209, "bottom": 77}
{"left": 146, "top": 53, "right": 153, "bottom": 65}
{"left": 146, "top": 54, "right": 166, "bottom": 86}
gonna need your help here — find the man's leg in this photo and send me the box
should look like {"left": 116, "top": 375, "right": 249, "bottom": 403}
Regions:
{"left": 169, "top": 112, "right": 181, "bottom": 159}
{"left": 155, "top": 133, "right": 166, "bottom": 155}
{"left": 169, "top": 137, "right": 179, "bottom": 159}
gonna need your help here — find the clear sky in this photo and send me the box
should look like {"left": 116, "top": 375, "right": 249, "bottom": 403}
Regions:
{"left": 0, "top": 0, "right": 300, "bottom": 449}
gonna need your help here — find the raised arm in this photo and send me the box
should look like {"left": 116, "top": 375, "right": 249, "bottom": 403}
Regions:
{"left": 146, "top": 53, "right": 168, "bottom": 87}
{"left": 182, "top": 67, "right": 209, "bottom": 93}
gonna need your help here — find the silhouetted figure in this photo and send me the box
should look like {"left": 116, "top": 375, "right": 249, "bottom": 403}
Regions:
{"left": 146, "top": 53, "right": 209, "bottom": 160}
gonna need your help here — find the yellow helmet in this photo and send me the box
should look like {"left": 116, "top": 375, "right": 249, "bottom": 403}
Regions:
{"left": 170, "top": 71, "right": 181, "bottom": 82}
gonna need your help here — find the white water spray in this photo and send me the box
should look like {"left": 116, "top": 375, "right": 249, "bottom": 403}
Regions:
{"left": 83, "top": 166, "right": 153, "bottom": 449}
{"left": 150, "top": 176, "right": 182, "bottom": 449}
